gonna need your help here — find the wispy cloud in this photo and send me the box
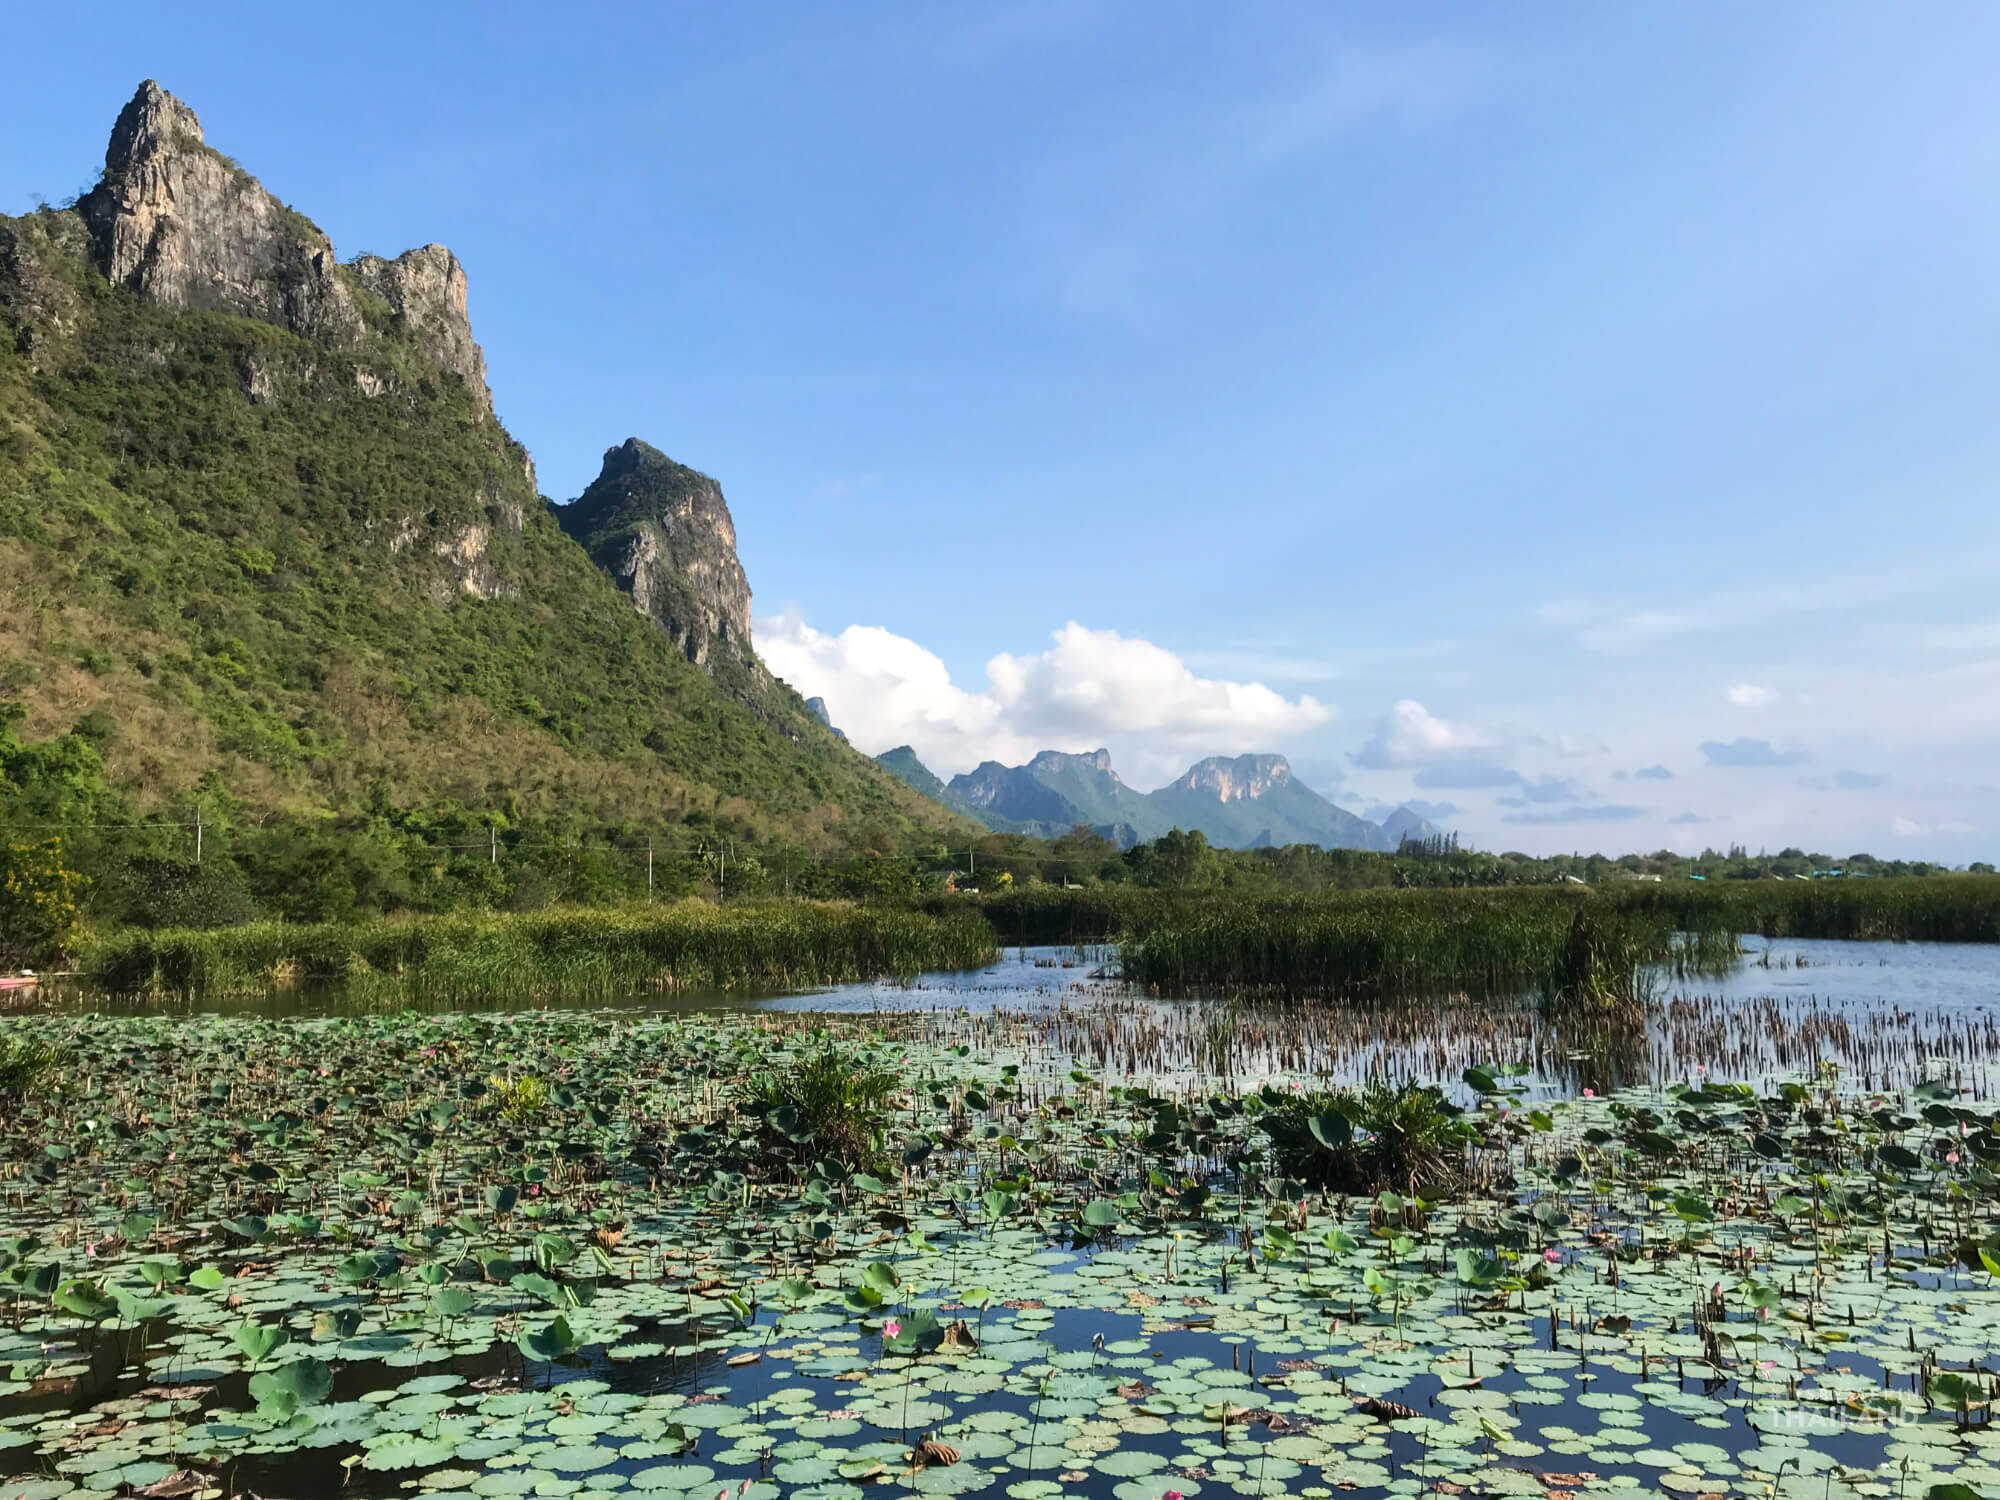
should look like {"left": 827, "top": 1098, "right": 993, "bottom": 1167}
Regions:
{"left": 1502, "top": 804, "right": 1647, "bottom": 825}
{"left": 1892, "top": 814, "right": 1973, "bottom": 838}
{"left": 1497, "top": 776, "right": 1588, "bottom": 807}
{"left": 1920, "top": 619, "right": 2000, "bottom": 652}
{"left": 1032, "top": 37, "right": 1495, "bottom": 318}
{"left": 1701, "top": 737, "right": 1810, "bottom": 769}
{"left": 1540, "top": 565, "right": 1954, "bottom": 653}
{"left": 1726, "top": 682, "right": 1779, "bottom": 707}
{"left": 1413, "top": 761, "right": 1519, "bottom": 789}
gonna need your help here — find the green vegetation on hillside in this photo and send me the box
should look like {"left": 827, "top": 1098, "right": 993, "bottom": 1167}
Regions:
{"left": 0, "top": 207, "right": 961, "bottom": 861}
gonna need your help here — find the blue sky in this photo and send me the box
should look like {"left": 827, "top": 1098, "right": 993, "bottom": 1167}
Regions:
{"left": 9, "top": 3, "right": 2000, "bottom": 859}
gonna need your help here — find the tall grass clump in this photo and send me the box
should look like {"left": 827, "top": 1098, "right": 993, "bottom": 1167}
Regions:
{"left": 1117, "top": 887, "right": 1738, "bottom": 1000}
{"left": 0, "top": 1031, "right": 72, "bottom": 1115}
{"left": 83, "top": 899, "right": 997, "bottom": 1000}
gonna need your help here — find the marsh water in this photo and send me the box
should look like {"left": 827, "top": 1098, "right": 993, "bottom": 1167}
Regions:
{"left": 23, "top": 936, "right": 2000, "bottom": 1099}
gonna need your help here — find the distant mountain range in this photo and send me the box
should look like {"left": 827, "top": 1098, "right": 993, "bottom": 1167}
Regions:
{"left": 874, "top": 745, "right": 1446, "bottom": 852}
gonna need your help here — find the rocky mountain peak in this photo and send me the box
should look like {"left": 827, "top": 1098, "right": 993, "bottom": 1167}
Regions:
{"left": 1029, "top": 748, "right": 1118, "bottom": 779}
{"left": 76, "top": 81, "right": 490, "bottom": 409}
{"left": 104, "top": 79, "right": 205, "bottom": 171}
{"left": 1169, "top": 753, "right": 1293, "bottom": 802}
{"left": 557, "top": 439, "right": 754, "bottom": 673}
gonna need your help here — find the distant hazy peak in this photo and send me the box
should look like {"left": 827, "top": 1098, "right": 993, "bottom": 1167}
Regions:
{"left": 1028, "top": 748, "right": 1118, "bottom": 778}
{"left": 1166, "top": 753, "right": 1294, "bottom": 801}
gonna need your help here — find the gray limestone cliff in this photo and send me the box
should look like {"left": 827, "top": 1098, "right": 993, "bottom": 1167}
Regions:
{"left": 557, "top": 439, "right": 756, "bottom": 677}
{"left": 73, "top": 81, "right": 490, "bottom": 407}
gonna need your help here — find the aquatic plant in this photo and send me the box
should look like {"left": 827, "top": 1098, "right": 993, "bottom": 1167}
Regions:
{"left": 737, "top": 1040, "right": 903, "bottom": 1170}
{"left": 0, "top": 1030, "right": 68, "bottom": 1105}
{"left": 1254, "top": 1078, "right": 1467, "bottom": 1193}
{"left": 0, "top": 1004, "right": 1993, "bottom": 1499}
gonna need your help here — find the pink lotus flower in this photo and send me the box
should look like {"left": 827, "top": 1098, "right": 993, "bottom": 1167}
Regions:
{"left": 1757, "top": 1306, "right": 1771, "bottom": 1321}
{"left": 1947, "top": 1152, "right": 1961, "bottom": 1165}
{"left": 1164, "top": 1491, "right": 1184, "bottom": 1500}
{"left": 1543, "top": 1247, "right": 1560, "bottom": 1263}
{"left": 883, "top": 1319, "right": 901, "bottom": 1339}
{"left": 1582, "top": 1088, "right": 1595, "bottom": 1098}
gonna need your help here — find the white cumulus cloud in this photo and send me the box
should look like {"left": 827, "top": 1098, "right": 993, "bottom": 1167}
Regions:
{"left": 1351, "top": 700, "right": 1496, "bottom": 769}
{"left": 755, "top": 614, "right": 1333, "bottom": 780}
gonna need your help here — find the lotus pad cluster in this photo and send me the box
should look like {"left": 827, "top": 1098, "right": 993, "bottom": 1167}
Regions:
{"left": 0, "top": 1011, "right": 1995, "bottom": 1500}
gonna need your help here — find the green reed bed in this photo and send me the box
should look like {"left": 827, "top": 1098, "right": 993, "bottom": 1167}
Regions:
{"left": 1610, "top": 872, "right": 2000, "bottom": 943}
{"left": 81, "top": 899, "right": 999, "bottom": 999}
{"left": 1115, "top": 887, "right": 1734, "bottom": 1000}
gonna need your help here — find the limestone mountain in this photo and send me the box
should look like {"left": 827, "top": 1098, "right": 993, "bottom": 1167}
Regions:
{"left": 0, "top": 80, "right": 964, "bottom": 846}
{"left": 1149, "top": 754, "right": 1390, "bottom": 850}
{"left": 877, "top": 744, "right": 1399, "bottom": 851}
{"left": 873, "top": 747, "right": 987, "bottom": 827}
{"left": 949, "top": 750, "right": 1161, "bottom": 843}
{"left": 73, "top": 80, "right": 493, "bottom": 413}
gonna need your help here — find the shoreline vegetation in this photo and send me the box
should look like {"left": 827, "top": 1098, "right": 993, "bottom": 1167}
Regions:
{"left": 80, "top": 900, "right": 998, "bottom": 1000}
{"left": 53, "top": 872, "right": 2000, "bottom": 1001}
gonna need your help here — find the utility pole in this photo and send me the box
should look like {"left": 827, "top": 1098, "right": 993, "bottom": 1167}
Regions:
{"left": 718, "top": 840, "right": 727, "bottom": 902}
{"left": 646, "top": 836, "right": 654, "bottom": 900}
{"left": 489, "top": 826, "right": 497, "bottom": 864}
{"left": 194, "top": 801, "right": 203, "bottom": 864}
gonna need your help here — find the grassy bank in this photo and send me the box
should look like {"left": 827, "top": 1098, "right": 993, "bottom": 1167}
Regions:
{"left": 83, "top": 899, "right": 999, "bottom": 999}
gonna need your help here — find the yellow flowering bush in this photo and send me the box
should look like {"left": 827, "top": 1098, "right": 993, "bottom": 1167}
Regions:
{"left": 0, "top": 838, "right": 84, "bottom": 969}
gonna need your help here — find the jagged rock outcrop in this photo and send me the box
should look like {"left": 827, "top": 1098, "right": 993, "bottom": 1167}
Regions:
{"left": 348, "top": 245, "right": 489, "bottom": 406}
{"left": 558, "top": 439, "right": 755, "bottom": 673}
{"left": 71, "top": 80, "right": 489, "bottom": 407}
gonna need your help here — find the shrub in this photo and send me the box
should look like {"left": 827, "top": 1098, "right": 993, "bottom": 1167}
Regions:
{"left": 0, "top": 838, "right": 84, "bottom": 969}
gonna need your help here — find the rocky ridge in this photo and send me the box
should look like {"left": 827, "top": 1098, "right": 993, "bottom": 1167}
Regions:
{"left": 874, "top": 743, "right": 1447, "bottom": 852}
